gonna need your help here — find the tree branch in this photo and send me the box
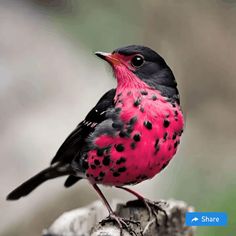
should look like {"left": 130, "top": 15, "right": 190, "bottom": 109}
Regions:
{"left": 43, "top": 199, "right": 195, "bottom": 236}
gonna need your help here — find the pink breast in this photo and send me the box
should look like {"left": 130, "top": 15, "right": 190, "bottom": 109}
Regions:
{"left": 86, "top": 89, "right": 184, "bottom": 186}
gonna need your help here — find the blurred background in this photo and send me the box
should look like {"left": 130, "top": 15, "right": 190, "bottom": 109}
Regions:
{"left": 0, "top": 0, "right": 236, "bottom": 235}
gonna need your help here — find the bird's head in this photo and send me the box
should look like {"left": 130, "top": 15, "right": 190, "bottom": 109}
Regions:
{"left": 96, "top": 45, "right": 179, "bottom": 102}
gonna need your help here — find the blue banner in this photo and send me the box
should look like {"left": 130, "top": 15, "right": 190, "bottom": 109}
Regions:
{"left": 185, "top": 212, "right": 228, "bottom": 227}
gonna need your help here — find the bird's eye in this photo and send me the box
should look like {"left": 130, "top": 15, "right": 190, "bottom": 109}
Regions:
{"left": 131, "top": 55, "right": 144, "bottom": 68}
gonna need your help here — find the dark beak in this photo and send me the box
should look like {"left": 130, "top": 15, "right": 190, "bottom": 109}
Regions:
{"left": 95, "top": 52, "right": 110, "bottom": 60}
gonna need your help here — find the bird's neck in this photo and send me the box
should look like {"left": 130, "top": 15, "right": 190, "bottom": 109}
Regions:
{"left": 113, "top": 64, "right": 180, "bottom": 105}
{"left": 113, "top": 65, "right": 149, "bottom": 90}
{"left": 113, "top": 65, "right": 148, "bottom": 102}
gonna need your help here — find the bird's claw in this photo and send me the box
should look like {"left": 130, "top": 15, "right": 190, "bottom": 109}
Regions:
{"left": 100, "top": 213, "right": 141, "bottom": 236}
{"left": 142, "top": 199, "right": 168, "bottom": 227}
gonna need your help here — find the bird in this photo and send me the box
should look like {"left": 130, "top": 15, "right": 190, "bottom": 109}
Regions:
{"left": 7, "top": 45, "right": 184, "bottom": 234}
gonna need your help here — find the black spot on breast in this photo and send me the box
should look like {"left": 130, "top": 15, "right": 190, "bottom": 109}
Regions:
{"left": 99, "top": 171, "right": 105, "bottom": 177}
{"left": 102, "top": 156, "right": 110, "bottom": 166}
{"left": 172, "top": 132, "right": 177, "bottom": 140}
{"left": 118, "top": 167, "right": 126, "bottom": 172}
{"left": 113, "top": 172, "right": 120, "bottom": 177}
{"left": 161, "top": 160, "right": 170, "bottom": 170}
{"left": 140, "top": 107, "right": 145, "bottom": 113}
{"left": 133, "top": 99, "right": 141, "bottom": 107}
{"left": 163, "top": 120, "right": 170, "bottom": 128}
{"left": 154, "top": 139, "right": 159, "bottom": 147}
{"left": 154, "top": 148, "right": 160, "bottom": 155}
{"left": 130, "top": 142, "right": 136, "bottom": 150}
{"left": 174, "top": 142, "right": 177, "bottom": 148}
{"left": 133, "top": 133, "right": 141, "bottom": 142}
{"left": 154, "top": 139, "right": 160, "bottom": 154}
{"left": 126, "top": 117, "right": 137, "bottom": 134}
{"left": 174, "top": 110, "right": 178, "bottom": 117}
{"left": 174, "top": 141, "right": 180, "bottom": 148}
{"left": 152, "top": 95, "right": 157, "bottom": 101}
{"left": 97, "top": 148, "right": 104, "bottom": 157}
{"left": 91, "top": 164, "right": 96, "bottom": 170}
{"left": 141, "top": 91, "right": 148, "bottom": 95}
{"left": 129, "top": 116, "right": 137, "bottom": 125}
{"left": 94, "top": 159, "right": 100, "bottom": 165}
{"left": 104, "top": 147, "right": 111, "bottom": 155}
{"left": 127, "top": 126, "right": 134, "bottom": 134}
{"left": 119, "top": 130, "right": 130, "bottom": 138}
{"left": 116, "top": 157, "right": 126, "bottom": 165}
{"left": 115, "top": 144, "right": 125, "bottom": 152}
{"left": 144, "top": 121, "right": 152, "bottom": 130}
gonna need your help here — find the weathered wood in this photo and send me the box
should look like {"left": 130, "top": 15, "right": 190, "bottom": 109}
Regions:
{"left": 43, "top": 199, "right": 195, "bottom": 236}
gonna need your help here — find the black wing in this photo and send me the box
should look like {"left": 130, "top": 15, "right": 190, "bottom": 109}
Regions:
{"left": 50, "top": 89, "right": 116, "bottom": 165}
{"left": 6, "top": 89, "right": 116, "bottom": 199}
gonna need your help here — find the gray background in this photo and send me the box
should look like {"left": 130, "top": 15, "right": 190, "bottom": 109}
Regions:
{"left": 0, "top": 1, "right": 235, "bottom": 235}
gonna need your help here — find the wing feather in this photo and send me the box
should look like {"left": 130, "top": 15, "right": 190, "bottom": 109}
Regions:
{"left": 50, "top": 89, "right": 116, "bottom": 165}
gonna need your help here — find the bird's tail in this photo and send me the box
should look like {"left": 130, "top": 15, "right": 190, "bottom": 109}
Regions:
{"left": 6, "top": 163, "right": 71, "bottom": 200}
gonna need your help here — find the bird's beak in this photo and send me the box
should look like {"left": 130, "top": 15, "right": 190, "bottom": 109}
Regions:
{"left": 95, "top": 52, "right": 121, "bottom": 65}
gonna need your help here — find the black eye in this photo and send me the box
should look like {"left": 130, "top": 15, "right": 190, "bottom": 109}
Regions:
{"left": 131, "top": 55, "right": 144, "bottom": 68}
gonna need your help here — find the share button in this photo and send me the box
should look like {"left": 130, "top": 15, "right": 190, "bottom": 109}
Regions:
{"left": 185, "top": 212, "right": 228, "bottom": 226}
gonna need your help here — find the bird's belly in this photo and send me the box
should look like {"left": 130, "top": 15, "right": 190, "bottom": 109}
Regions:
{"left": 85, "top": 91, "right": 184, "bottom": 186}
{"left": 86, "top": 129, "right": 181, "bottom": 186}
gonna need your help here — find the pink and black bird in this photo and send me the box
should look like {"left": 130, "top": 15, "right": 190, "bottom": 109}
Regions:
{"left": 7, "top": 45, "right": 184, "bottom": 231}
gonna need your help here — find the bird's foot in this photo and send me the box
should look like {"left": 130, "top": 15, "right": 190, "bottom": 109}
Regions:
{"left": 142, "top": 199, "right": 168, "bottom": 227}
{"left": 100, "top": 213, "right": 141, "bottom": 236}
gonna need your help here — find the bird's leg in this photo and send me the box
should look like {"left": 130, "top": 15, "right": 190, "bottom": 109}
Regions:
{"left": 92, "top": 184, "right": 140, "bottom": 236}
{"left": 116, "top": 186, "right": 168, "bottom": 226}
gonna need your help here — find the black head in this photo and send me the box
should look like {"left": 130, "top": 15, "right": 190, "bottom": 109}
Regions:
{"left": 113, "top": 45, "right": 179, "bottom": 103}
{"left": 96, "top": 45, "right": 180, "bottom": 104}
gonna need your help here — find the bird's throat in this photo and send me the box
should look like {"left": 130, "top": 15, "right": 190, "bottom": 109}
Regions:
{"left": 113, "top": 65, "right": 149, "bottom": 91}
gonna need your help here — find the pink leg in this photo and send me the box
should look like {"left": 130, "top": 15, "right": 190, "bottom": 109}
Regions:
{"left": 92, "top": 183, "right": 113, "bottom": 214}
{"left": 116, "top": 186, "right": 168, "bottom": 225}
{"left": 92, "top": 184, "right": 140, "bottom": 235}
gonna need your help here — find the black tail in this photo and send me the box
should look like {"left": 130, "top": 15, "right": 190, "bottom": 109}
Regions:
{"left": 7, "top": 164, "right": 70, "bottom": 200}
{"left": 64, "top": 175, "right": 82, "bottom": 188}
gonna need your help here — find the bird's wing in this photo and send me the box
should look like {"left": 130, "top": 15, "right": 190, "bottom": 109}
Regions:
{"left": 50, "top": 89, "right": 116, "bottom": 165}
